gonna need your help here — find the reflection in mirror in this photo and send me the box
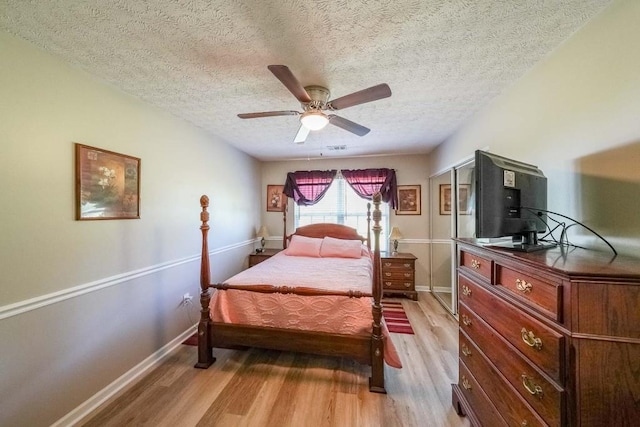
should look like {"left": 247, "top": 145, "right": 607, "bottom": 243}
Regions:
{"left": 429, "top": 170, "right": 453, "bottom": 313}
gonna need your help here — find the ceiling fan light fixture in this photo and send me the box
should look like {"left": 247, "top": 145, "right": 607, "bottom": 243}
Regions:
{"left": 300, "top": 110, "right": 329, "bottom": 131}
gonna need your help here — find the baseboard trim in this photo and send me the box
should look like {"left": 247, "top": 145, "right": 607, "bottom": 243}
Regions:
{"left": 52, "top": 325, "right": 197, "bottom": 427}
{"left": 0, "top": 240, "right": 252, "bottom": 321}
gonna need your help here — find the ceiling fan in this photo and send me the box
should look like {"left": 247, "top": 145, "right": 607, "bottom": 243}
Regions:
{"left": 238, "top": 65, "right": 391, "bottom": 144}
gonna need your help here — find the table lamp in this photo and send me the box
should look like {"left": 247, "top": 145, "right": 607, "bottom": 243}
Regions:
{"left": 389, "top": 227, "right": 403, "bottom": 255}
{"left": 256, "top": 226, "right": 269, "bottom": 253}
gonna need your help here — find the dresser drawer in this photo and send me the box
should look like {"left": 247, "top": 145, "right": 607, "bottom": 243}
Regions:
{"left": 459, "top": 342, "right": 545, "bottom": 427}
{"left": 459, "top": 274, "right": 565, "bottom": 382}
{"left": 459, "top": 250, "right": 492, "bottom": 282}
{"left": 382, "top": 259, "right": 415, "bottom": 271}
{"left": 460, "top": 304, "right": 564, "bottom": 425}
{"left": 382, "top": 270, "right": 414, "bottom": 281}
{"left": 458, "top": 362, "right": 507, "bottom": 427}
{"left": 496, "top": 264, "right": 562, "bottom": 321}
{"left": 383, "top": 280, "right": 414, "bottom": 291}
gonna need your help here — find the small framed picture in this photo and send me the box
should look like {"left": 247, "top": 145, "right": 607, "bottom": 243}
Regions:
{"left": 266, "top": 185, "right": 286, "bottom": 212}
{"left": 75, "top": 143, "right": 140, "bottom": 220}
{"left": 440, "top": 184, "right": 471, "bottom": 215}
{"left": 396, "top": 185, "right": 421, "bottom": 215}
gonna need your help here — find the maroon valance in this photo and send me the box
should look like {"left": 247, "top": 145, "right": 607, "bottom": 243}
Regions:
{"left": 283, "top": 170, "right": 337, "bottom": 206}
{"left": 341, "top": 168, "right": 398, "bottom": 209}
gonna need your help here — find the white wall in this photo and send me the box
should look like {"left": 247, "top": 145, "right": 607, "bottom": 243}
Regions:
{"left": 0, "top": 32, "right": 261, "bottom": 426}
{"left": 261, "top": 154, "right": 432, "bottom": 286}
{"left": 429, "top": 0, "right": 640, "bottom": 257}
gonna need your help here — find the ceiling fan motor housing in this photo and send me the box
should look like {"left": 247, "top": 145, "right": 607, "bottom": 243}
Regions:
{"left": 303, "top": 85, "right": 331, "bottom": 111}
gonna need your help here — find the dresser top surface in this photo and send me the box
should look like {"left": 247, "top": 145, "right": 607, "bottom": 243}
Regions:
{"left": 456, "top": 238, "right": 640, "bottom": 281}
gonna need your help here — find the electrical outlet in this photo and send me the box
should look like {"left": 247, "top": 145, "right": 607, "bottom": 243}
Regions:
{"left": 182, "top": 293, "right": 193, "bottom": 305}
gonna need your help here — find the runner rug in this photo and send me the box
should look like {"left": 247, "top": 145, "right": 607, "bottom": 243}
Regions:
{"left": 382, "top": 300, "right": 415, "bottom": 335}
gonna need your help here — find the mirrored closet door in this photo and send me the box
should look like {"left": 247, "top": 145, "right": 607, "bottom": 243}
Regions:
{"left": 429, "top": 159, "right": 475, "bottom": 316}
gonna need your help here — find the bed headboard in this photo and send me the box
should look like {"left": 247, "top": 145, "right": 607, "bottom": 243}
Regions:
{"left": 293, "top": 223, "right": 366, "bottom": 241}
{"left": 282, "top": 202, "right": 372, "bottom": 249}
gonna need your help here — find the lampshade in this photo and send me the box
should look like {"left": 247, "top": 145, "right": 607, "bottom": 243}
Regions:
{"left": 389, "top": 227, "right": 403, "bottom": 240}
{"left": 300, "top": 110, "right": 329, "bottom": 131}
{"left": 256, "top": 226, "right": 270, "bottom": 238}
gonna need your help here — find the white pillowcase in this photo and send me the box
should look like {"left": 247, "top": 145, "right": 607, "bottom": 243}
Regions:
{"left": 285, "top": 235, "right": 322, "bottom": 257}
{"left": 319, "top": 236, "right": 363, "bottom": 259}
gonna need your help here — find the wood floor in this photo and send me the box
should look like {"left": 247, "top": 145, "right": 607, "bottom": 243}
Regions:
{"left": 80, "top": 293, "right": 470, "bottom": 427}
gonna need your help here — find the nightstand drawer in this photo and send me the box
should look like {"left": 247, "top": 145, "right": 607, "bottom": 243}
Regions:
{"left": 383, "top": 280, "right": 414, "bottom": 290}
{"left": 382, "top": 260, "right": 415, "bottom": 271}
{"left": 382, "top": 270, "right": 414, "bottom": 281}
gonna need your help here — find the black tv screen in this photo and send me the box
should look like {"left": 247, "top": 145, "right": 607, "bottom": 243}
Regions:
{"left": 474, "top": 150, "right": 554, "bottom": 252}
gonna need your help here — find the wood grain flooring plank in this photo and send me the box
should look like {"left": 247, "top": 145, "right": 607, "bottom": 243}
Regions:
{"left": 196, "top": 349, "right": 281, "bottom": 426}
{"left": 79, "top": 293, "right": 471, "bottom": 427}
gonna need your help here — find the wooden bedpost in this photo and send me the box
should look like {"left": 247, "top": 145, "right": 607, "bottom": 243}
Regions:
{"left": 366, "top": 202, "right": 371, "bottom": 250}
{"left": 369, "top": 192, "right": 385, "bottom": 393}
{"left": 195, "top": 195, "right": 215, "bottom": 369}
{"left": 282, "top": 201, "right": 288, "bottom": 249}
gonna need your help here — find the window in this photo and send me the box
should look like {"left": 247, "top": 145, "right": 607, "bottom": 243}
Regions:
{"left": 294, "top": 177, "right": 389, "bottom": 251}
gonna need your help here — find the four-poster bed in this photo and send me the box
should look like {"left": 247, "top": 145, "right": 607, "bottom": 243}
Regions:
{"left": 195, "top": 192, "right": 398, "bottom": 393}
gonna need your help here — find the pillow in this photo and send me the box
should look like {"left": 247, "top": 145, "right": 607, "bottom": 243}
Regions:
{"left": 285, "top": 235, "right": 322, "bottom": 257}
{"left": 319, "top": 236, "right": 363, "bottom": 259}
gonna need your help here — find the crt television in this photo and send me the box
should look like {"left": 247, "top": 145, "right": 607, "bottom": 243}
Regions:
{"left": 474, "top": 150, "right": 555, "bottom": 252}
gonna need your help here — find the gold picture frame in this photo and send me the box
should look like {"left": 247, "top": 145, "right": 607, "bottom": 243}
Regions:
{"left": 396, "top": 185, "right": 421, "bottom": 215}
{"left": 75, "top": 143, "right": 140, "bottom": 220}
{"left": 266, "top": 185, "right": 286, "bottom": 212}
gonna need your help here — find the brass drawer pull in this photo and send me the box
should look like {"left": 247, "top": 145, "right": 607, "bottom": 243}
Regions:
{"left": 404, "top": 282, "right": 411, "bottom": 288}
{"left": 403, "top": 263, "right": 411, "bottom": 268}
{"left": 521, "top": 328, "right": 543, "bottom": 350}
{"left": 516, "top": 278, "right": 533, "bottom": 293}
{"left": 461, "top": 375, "right": 471, "bottom": 390}
{"left": 404, "top": 272, "right": 411, "bottom": 278}
{"left": 521, "top": 374, "right": 543, "bottom": 399}
{"left": 461, "top": 285, "right": 472, "bottom": 297}
{"left": 470, "top": 259, "right": 481, "bottom": 269}
{"left": 384, "top": 272, "right": 391, "bottom": 277}
{"left": 384, "top": 281, "right": 392, "bottom": 287}
{"left": 384, "top": 262, "right": 392, "bottom": 267}
{"left": 461, "top": 343, "right": 472, "bottom": 357}
{"left": 462, "top": 314, "right": 472, "bottom": 326}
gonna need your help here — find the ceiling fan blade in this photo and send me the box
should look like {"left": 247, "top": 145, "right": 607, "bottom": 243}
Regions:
{"left": 328, "top": 83, "right": 391, "bottom": 110}
{"left": 294, "top": 124, "right": 310, "bottom": 144}
{"left": 268, "top": 65, "right": 312, "bottom": 103}
{"left": 328, "top": 115, "right": 370, "bottom": 136}
{"left": 238, "top": 110, "right": 300, "bottom": 119}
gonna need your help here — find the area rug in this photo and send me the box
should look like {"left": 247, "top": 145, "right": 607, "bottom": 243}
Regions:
{"left": 382, "top": 300, "right": 415, "bottom": 335}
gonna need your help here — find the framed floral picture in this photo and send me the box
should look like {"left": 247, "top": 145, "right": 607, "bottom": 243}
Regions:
{"left": 396, "top": 185, "right": 421, "bottom": 215}
{"left": 75, "top": 143, "right": 141, "bottom": 220}
{"left": 266, "top": 185, "right": 286, "bottom": 212}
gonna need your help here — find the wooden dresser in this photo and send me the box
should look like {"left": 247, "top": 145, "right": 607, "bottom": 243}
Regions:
{"left": 452, "top": 239, "right": 640, "bottom": 426}
{"left": 381, "top": 252, "right": 417, "bottom": 300}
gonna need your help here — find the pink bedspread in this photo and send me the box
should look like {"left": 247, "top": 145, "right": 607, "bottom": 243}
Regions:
{"left": 209, "top": 251, "right": 402, "bottom": 368}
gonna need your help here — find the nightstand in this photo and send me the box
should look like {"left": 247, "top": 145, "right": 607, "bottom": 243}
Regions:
{"left": 248, "top": 248, "right": 281, "bottom": 267}
{"left": 381, "top": 252, "right": 417, "bottom": 300}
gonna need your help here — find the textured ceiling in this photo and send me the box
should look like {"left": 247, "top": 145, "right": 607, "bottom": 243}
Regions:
{"left": 1, "top": 0, "right": 612, "bottom": 161}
